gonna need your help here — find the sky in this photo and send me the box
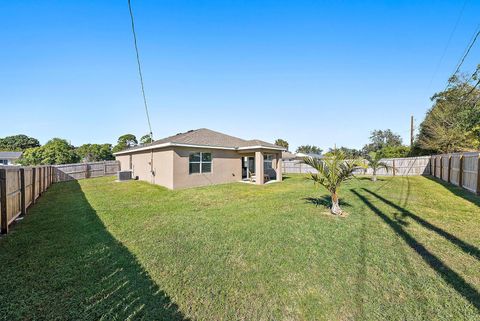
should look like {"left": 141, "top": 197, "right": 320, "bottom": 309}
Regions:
{"left": 1, "top": 0, "right": 479, "bottom": 151}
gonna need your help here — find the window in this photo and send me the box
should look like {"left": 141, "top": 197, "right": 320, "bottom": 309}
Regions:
{"left": 264, "top": 154, "right": 274, "bottom": 170}
{"left": 189, "top": 152, "right": 212, "bottom": 174}
{"left": 0, "top": 159, "right": 7, "bottom": 165}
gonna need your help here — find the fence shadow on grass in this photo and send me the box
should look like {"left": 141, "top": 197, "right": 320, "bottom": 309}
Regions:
{"left": 351, "top": 189, "right": 480, "bottom": 311}
{"left": 362, "top": 188, "right": 480, "bottom": 261}
{"left": 424, "top": 176, "right": 480, "bottom": 206}
{"left": 0, "top": 180, "right": 189, "bottom": 320}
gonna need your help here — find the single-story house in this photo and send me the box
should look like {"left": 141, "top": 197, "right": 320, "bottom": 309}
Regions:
{"left": 114, "top": 128, "right": 286, "bottom": 189}
{"left": 0, "top": 151, "right": 22, "bottom": 166}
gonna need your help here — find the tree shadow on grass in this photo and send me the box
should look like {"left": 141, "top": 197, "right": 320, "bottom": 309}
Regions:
{"left": 351, "top": 189, "right": 480, "bottom": 311}
{"left": 303, "top": 196, "right": 351, "bottom": 208}
{"left": 424, "top": 176, "right": 480, "bottom": 207}
{"left": 0, "top": 180, "right": 189, "bottom": 320}
{"left": 355, "top": 176, "right": 386, "bottom": 182}
{"left": 362, "top": 188, "right": 480, "bottom": 261}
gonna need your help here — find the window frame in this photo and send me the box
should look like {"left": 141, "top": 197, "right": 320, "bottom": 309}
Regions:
{"left": 263, "top": 154, "right": 274, "bottom": 170}
{"left": 189, "top": 152, "right": 212, "bottom": 174}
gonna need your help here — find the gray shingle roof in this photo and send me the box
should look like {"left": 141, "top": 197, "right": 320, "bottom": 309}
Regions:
{"left": 0, "top": 151, "right": 22, "bottom": 159}
{"left": 116, "top": 128, "right": 284, "bottom": 154}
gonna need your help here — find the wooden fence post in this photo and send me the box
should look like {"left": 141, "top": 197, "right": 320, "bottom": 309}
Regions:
{"left": 39, "top": 167, "right": 43, "bottom": 194}
{"left": 85, "top": 163, "right": 89, "bottom": 179}
{"left": 0, "top": 168, "right": 8, "bottom": 234}
{"left": 440, "top": 156, "right": 443, "bottom": 180}
{"left": 20, "top": 168, "right": 26, "bottom": 216}
{"left": 447, "top": 155, "right": 452, "bottom": 183}
{"left": 476, "top": 156, "right": 480, "bottom": 195}
{"left": 32, "top": 167, "right": 36, "bottom": 204}
{"left": 459, "top": 155, "right": 464, "bottom": 188}
{"left": 104, "top": 161, "right": 107, "bottom": 176}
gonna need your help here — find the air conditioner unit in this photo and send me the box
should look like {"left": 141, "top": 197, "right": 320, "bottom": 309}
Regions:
{"left": 117, "top": 170, "right": 133, "bottom": 181}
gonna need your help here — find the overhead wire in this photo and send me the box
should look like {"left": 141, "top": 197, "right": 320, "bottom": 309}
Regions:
{"left": 427, "top": 0, "right": 468, "bottom": 89}
{"left": 127, "top": 0, "right": 154, "bottom": 140}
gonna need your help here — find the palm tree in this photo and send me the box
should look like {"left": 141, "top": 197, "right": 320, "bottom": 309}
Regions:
{"left": 366, "top": 152, "right": 393, "bottom": 182}
{"left": 304, "top": 149, "right": 362, "bottom": 215}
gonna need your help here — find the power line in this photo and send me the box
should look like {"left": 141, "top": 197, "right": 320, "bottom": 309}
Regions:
{"left": 450, "top": 24, "right": 480, "bottom": 80}
{"left": 427, "top": 0, "right": 468, "bottom": 89}
{"left": 127, "top": 0, "right": 154, "bottom": 140}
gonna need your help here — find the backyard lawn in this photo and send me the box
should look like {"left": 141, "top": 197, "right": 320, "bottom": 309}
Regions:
{"left": 0, "top": 174, "right": 479, "bottom": 320}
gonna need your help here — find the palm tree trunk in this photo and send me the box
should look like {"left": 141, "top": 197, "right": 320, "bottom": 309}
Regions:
{"left": 331, "top": 192, "right": 342, "bottom": 215}
{"left": 372, "top": 169, "right": 377, "bottom": 182}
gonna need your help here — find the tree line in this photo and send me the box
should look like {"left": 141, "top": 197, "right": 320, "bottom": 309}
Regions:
{"left": 276, "top": 69, "right": 480, "bottom": 158}
{"left": 0, "top": 133, "right": 152, "bottom": 165}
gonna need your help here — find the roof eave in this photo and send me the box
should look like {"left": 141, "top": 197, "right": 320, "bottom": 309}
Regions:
{"left": 113, "top": 143, "right": 286, "bottom": 155}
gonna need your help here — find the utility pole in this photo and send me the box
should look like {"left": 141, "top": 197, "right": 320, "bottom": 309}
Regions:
{"left": 410, "top": 115, "right": 414, "bottom": 147}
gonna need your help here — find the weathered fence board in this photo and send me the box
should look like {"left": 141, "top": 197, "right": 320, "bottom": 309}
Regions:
{"left": 53, "top": 161, "right": 120, "bottom": 182}
{"left": 283, "top": 156, "right": 431, "bottom": 176}
{"left": 0, "top": 161, "right": 120, "bottom": 234}
{"left": 283, "top": 153, "right": 480, "bottom": 196}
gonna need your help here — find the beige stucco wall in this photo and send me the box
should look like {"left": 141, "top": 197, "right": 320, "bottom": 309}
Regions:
{"left": 116, "top": 147, "right": 282, "bottom": 189}
{"left": 172, "top": 147, "right": 242, "bottom": 189}
{"left": 116, "top": 149, "right": 174, "bottom": 189}
{"left": 116, "top": 155, "right": 130, "bottom": 171}
{"left": 153, "top": 149, "right": 174, "bottom": 189}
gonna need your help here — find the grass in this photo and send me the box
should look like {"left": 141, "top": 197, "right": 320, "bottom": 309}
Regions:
{"left": 0, "top": 174, "right": 479, "bottom": 320}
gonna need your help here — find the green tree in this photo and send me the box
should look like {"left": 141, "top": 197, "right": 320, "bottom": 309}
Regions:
{"left": 274, "top": 138, "right": 289, "bottom": 150}
{"left": 76, "top": 144, "right": 114, "bottom": 162}
{"left": 140, "top": 134, "right": 153, "bottom": 145}
{"left": 376, "top": 145, "right": 410, "bottom": 158}
{"left": 416, "top": 75, "right": 480, "bottom": 153}
{"left": 19, "top": 138, "right": 79, "bottom": 165}
{"left": 0, "top": 134, "right": 40, "bottom": 151}
{"left": 304, "top": 149, "right": 362, "bottom": 215}
{"left": 362, "top": 129, "right": 402, "bottom": 154}
{"left": 365, "top": 152, "right": 394, "bottom": 182}
{"left": 112, "top": 134, "right": 138, "bottom": 153}
{"left": 296, "top": 145, "right": 322, "bottom": 155}
{"left": 325, "top": 146, "right": 362, "bottom": 158}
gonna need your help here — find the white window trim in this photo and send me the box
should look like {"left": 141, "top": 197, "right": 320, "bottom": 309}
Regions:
{"left": 189, "top": 152, "right": 212, "bottom": 174}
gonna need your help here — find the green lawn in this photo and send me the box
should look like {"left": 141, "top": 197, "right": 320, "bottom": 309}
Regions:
{"left": 0, "top": 175, "right": 479, "bottom": 320}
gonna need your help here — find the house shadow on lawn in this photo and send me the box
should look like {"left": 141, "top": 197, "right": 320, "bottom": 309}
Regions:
{"left": 0, "top": 180, "right": 189, "bottom": 320}
{"left": 424, "top": 175, "right": 480, "bottom": 206}
{"left": 351, "top": 189, "right": 480, "bottom": 311}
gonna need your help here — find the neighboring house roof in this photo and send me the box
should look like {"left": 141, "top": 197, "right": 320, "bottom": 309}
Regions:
{"left": 282, "top": 151, "right": 323, "bottom": 160}
{"left": 281, "top": 151, "right": 296, "bottom": 159}
{"left": 295, "top": 152, "right": 323, "bottom": 159}
{"left": 114, "top": 128, "right": 285, "bottom": 155}
{"left": 0, "top": 151, "right": 22, "bottom": 159}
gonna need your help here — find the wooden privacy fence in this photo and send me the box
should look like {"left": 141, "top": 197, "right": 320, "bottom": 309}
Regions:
{"left": 430, "top": 152, "right": 480, "bottom": 194}
{"left": 283, "top": 153, "right": 480, "bottom": 195}
{"left": 0, "top": 161, "right": 120, "bottom": 234}
{"left": 283, "top": 156, "right": 431, "bottom": 176}
{"left": 53, "top": 161, "right": 120, "bottom": 182}
{"left": 0, "top": 166, "right": 53, "bottom": 234}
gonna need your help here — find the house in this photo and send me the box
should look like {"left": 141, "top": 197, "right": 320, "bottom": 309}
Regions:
{"left": 0, "top": 151, "right": 22, "bottom": 166}
{"left": 282, "top": 151, "right": 323, "bottom": 161}
{"left": 114, "top": 128, "right": 286, "bottom": 189}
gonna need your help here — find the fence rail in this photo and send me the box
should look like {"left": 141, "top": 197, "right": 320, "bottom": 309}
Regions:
{"left": 53, "top": 161, "right": 120, "bottom": 182}
{"left": 283, "top": 153, "right": 480, "bottom": 195}
{"left": 430, "top": 152, "right": 480, "bottom": 194}
{"left": 283, "top": 156, "right": 432, "bottom": 176}
{"left": 0, "top": 161, "right": 120, "bottom": 234}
